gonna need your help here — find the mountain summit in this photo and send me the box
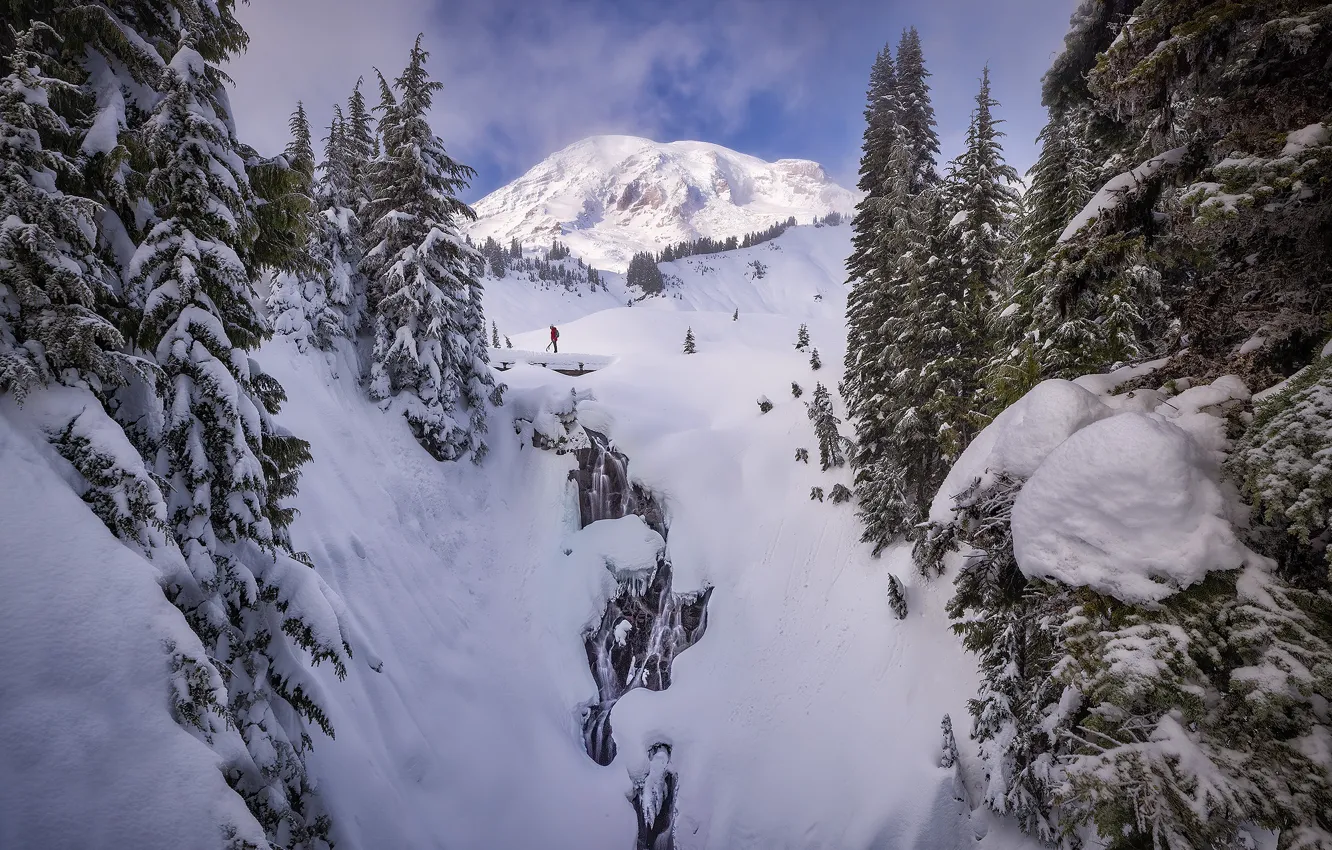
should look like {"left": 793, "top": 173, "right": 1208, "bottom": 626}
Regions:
{"left": 467, "top": 135, "right": 858, "bottom": 271}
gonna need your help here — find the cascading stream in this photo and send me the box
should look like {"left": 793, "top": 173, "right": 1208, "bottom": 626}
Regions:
{"left": 568, "top": 427, "right": 709, "bottom": 848}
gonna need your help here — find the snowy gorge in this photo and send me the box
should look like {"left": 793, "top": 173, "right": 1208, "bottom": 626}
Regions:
{"left": 5, "top": 3, "right": 1332, "bottom": 849}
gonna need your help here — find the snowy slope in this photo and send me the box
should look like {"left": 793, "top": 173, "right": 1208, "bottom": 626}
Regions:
{"left": 0, "top": 403, "right": 263, "bottom": 849}
{"left": 245, "top": 227, "right": 1036, "bottom": 848}
{"left": 483, "top": 221, "right": 852, "bottom": 338}
{"left": 3, "top": 219, "right": 1040, "bottom": 849}
{"left": 468, "top": 135, "right": 858, "bottom": 272}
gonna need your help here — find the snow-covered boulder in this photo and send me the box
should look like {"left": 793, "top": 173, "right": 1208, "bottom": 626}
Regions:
{"left": 1011, "top": 412, "right": 1259, "bottom": 604}
{"left": 510, "top": 384, "right": 594, "bottom": 452}
{"left": 569, "top": 514, "right": 665, "bottom": 590}
{"left": 930, "top": 380, "right": 1112, "bottom": 522}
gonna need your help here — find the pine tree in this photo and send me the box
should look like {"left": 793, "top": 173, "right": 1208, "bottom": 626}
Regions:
{"left": 492, "top": 320, "right": 501, "bottom": 348}
{"left": 795, "top": 447, "right": 809, "bottom": 463}
{"left": 627, "top": 252, "right": 664, "bottom": 294}
{"left": 845, "top": 45, "right": 899, "bottom": 290}
{"left": 893, "top": 27, "right": 941, "bottom": 194}
{"left": 887, "top": 574, "right": 908, "bottom": 619}
{"left": 128, "top": 34, "right": 351, "bottom": 846}
{"left": 928, "top": 67, "right": 1020, "bottom": 449}
{"left": 266, "top": 102, "right": 346, "bottom": 352}
{"left": 0, "top": 24, "right": 125, "bottom": 401}
{"left": 362, "top": 35, "right": 502, "bottom": 462}
{"left": 505, "top": 334, "right": 513, "bottom": 348}
{"left": 795, "top": 323, "right": 810, "bottom": 351}
{"left": 806, "top": 383, "right": 845, "bottom": 471}
{"left": 846, "top": 139, "right": 942, "bottom": 554}
{"left": 683, "top": 327, "right": 696, "bottom": 354}
{"left": 1229, "top": 353, "right": 1332, "bottom": 587}
{"left": 1056, "top": 567, "right": 1332, "bottom": 849}
{"left": 809, "top": 347, "right": 822, "bottom": 370}
{"left": 732, "top": 308, "right": 738, "bottom": 321}
{"left": 939, "top": 714, "right": 958, "bottom": 768}
{"left": 791, "top": 381, "right": 803, "bottom": 398}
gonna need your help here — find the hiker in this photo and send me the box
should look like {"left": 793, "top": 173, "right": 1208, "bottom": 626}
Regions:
{"left": 547, "top": 324, "right": 559, "bottom": 353}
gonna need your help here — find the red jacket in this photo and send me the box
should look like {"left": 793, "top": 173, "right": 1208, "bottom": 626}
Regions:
{"left": 550, "top": 327, "right": 559, "bottom": 341}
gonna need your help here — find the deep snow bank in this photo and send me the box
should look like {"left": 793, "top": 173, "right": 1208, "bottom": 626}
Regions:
{"left": 931, "top": 372, "right": 1261, "bottom": 605}
{"left": 0, "top": 404, "right": 263, "bottom": 850}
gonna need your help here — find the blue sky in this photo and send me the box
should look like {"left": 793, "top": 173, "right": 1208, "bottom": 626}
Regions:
{"left": 227, "top": 0, "right": 1080, "bottom": 202}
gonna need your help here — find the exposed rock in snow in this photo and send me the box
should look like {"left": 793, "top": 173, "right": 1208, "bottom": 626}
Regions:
{"left": 510, "top": 385, "right": 594, "bottom": 452}
{"left": 468, "top": 135, "right": 858, "bottom": 271}
{"left": 1011, "top": 412, "right": 1260, "bottom": 604}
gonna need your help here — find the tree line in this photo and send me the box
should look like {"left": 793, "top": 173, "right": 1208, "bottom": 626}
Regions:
{"left": 844, "top": 8, "right": 1332, "bottom": 848}
{"left": 0, "top": 3, "right": 500, "bottom": 844}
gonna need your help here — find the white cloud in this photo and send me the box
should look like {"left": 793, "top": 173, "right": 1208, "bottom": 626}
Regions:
{"left": 224, "top": 0, "right": 830, "bottom": 193}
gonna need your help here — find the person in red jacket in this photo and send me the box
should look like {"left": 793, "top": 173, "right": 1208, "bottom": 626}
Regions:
{"left": 547, "top": 324, "right": 559, "bottom": 353}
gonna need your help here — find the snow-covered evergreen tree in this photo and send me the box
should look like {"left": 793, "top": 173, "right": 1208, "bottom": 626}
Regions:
{"left": 361, "top": 35, "right": 502, "bottom": 462}
{"left": 267, "top": 103, "right": 350, "bottom": 353}
{"left": 939, "top": 714, "right": 958, "bottom": 768}
{"left": 127, "top": 37, "right": 352, "bottom": 845}
{"left": 795, "top": 323, "right": 810, "bottom": 351}
{"left": 791, "top": 381, "right": 803, "bottom": 398}
{"left": 844, "top": 43, "right": 898, "bottom": 303}
{"left": 683, "top": 326, "right": 696, "bottom": 354}
{"left": 809, "top": 347, "right": 821, "bottom": 370}
{"left": 0, "top": 24, "right": 126, "bottom": 401}
{"left": 887, "top": 574, "right": 907, "bottom": 620}
{"left": 893, "top": 27, "right": 940, "bottom": 194}
{"left": 920, "top": 474, "right": 1077, "bottom": 842}
{"left": 1230, "top": 353, "right": 1332, "bottom": 586}
{"left": 927, "top": 67, "right": 1020, "bottom": 449}
{"left": 806, "top": 383, "right": 845, "bottom": 471}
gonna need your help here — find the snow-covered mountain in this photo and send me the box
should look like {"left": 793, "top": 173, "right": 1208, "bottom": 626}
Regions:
{"left": 467, "top": 135, "right": 859, "bottom": 272}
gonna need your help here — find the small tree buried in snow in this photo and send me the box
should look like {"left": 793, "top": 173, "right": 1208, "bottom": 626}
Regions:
{"left": 806, "top": 383, "right": 845, "bottom": 470}
{"left": 940, "top": 714, "right": 958, "bottom": 768}
{"left": 505, "top": 335, "right": 513, "bottom": 348}
{"left": 733, "top": 308, "right": 738, "bottom": 321}
{"left": 795, "top": 323, "right": 810, "bottom": 351}
{"left": 683, "top": 327, "right": 696, "bottom": 354}
{"left": 809, "top": 347, "right": 822, "bottom": 370}
{"left": 795, "top": 447, "right": 809, "bottom": 464}
{"left": 791, "top": 382, "right": 803, "bottom": 398}
{"left": 810, "top": 486, "right": 825, "bottom": 502}
{"left": 757, "top": 395, "right": 773, "bottom": 414}
{"left": 887, "top": 574, "right": 908, "bottom": 620}
{"left": 829, "top": 483, "right": 852, "bottom": 503}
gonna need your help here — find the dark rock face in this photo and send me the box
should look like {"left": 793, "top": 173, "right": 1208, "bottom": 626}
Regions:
{"left": 571, "top": 428, "right": 668, "bottom": 536}
{"left": 569, "top": 424, "right": 708, "bottom": 850}
{"left": 581, "top": 553, "right": 712, "bottom": 765}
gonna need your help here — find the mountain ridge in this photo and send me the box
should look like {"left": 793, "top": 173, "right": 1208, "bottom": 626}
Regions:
{"left": 467, "top": 134, "right": 858, "bottom": 272}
